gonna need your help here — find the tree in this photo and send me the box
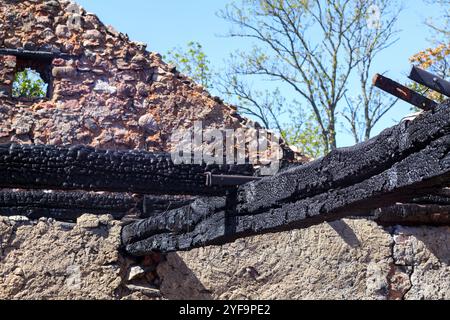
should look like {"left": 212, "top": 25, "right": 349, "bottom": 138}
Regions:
{"left": 281, "top": 113, "right": 324, "bottom": 159}
{"left": 12, "top": 68, "right": 47, "bottom": 99}
{"left": 342, "top": 1, "right": 400, "bottom": 143}
{"left": 425, "top": 0, "right": 449, "bottom": 38}
{"left": 165, "top": 41, "right": 213, "bottom": 89}
{"left": 217, "top": 76, "right": 326, "bottom": 157}
{"left": 218, "top": 0, "right": 401, "bottom": 153}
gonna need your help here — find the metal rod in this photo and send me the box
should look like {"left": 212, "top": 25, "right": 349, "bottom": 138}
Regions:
{"left": 205, "top": 173, "right": 261, "bottom": 187}
{"left": 373, "top": 73, "right": 438, "bottom": 111}
{"left": 408, "top": 66, "right": 450, "bottom": 98}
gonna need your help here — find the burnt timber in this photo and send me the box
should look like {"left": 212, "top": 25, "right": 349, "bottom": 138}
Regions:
{"left": 0, "top": 145, "right": 254, "bottom": 196}
{"left": 0, "top": 190, "right": 138, "bottom": 221}
{"left": 409, "top": 66, "right": 450, "bottom": 98}
{"left": 122, "top": 101, "right": 450, "bottom": 255}
{"left": 374, "top": 204, "right": 450, "bottom": 226}
{"left": 373, "top": 73, "right": 438, "bottom": 111}
{"left": 0, "top": 190, "right": 195, "bottom": 221}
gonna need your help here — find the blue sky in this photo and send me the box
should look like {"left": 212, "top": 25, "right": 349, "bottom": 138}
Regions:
{"left": 76, "top": 0, "right": 443, "bottom": 147}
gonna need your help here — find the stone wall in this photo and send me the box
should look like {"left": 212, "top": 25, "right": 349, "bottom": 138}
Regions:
{"left": 1, "top": 216, "right": 449, "bottom": 300}
{"left": 157, "top": 220, "right": 450, "bottom": 300}
{"left": 0, "top": 0, "right": 448, "bottom": 300}
{"left": 0, "top": 0, "right": 279, "bottom": 154}
{"left": 0, "top": 55, "right": 16, "bottom": 98}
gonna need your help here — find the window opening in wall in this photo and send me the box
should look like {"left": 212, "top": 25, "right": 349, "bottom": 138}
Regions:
{"left": 12, "top": 68, "right": 48, "bottom": 99}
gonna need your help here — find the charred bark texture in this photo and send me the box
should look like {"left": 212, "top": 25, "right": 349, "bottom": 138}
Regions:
{"left": 0, "top": 145, "right": 254, "bottom": 195}
{"left": 410, "top": 188, "right": 450, "bottom": 205}
{"left": 0, "top": 190, "right": 138, "bottom": 221}
{"left": 0, "top": 190, "right": 198, "bottom": 221}
{"left": 122, "top": 102, "right": 450, "bottom": 255}
{"left": 375, "top": 204, "right": 450, "bottom": 226}
{"left": 141, "top": 195, "right": 195, "bottom": 218}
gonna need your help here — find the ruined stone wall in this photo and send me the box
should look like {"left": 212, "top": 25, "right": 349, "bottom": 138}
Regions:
{"left": 159, "top": 220, "right": 450, "bottom": 300}
{"left": 0, "top": 0, "right": 258, "bottom": 152}
{"left": 1, "top": 216, "right": 449, "bottom": 300}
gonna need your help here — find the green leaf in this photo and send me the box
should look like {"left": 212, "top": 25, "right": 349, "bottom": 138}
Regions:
{"left": 12, "top": 68, "right": 47, "bottom": 99}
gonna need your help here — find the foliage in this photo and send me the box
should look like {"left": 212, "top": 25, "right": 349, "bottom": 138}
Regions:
{"left": 12, "top": 68, "right": 47, "bottom": 99}
{"left": 165, "top": 41, "right": 213, "bottom": 89}
{"left": 281, "top": 113, "right": 325, "bottom": 159}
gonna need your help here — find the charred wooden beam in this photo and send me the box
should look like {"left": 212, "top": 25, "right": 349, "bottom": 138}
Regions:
{"left": 122, "top": 101, "right": 450, "bottom": 255}
{"left": 121, "top": 197, "right": 227, "bottom": 246}
{"left": 205, "top": 173, "right": 262, "bottom": 187}
{"left": 141, "top": 195, "right": 195, "bottom": 218}
{"left": 0, "top": 190, "right": 138, "bottom": 221}
{"left": 0, "top": 190, "right": 136, "bottom": 211}
{"left": 408, "top": 66, "right": 450, "bottom": 98}
{"left": 0, "top": 145, "right": 254, "bottom": 196}
{"left": 0, "top": 48, "right": 75, "bottom": 60}
{"left": 0, "top": 190, "right": 197, "bottom": 221}
{"left": 373, "top": 74, "right": 438, "bottom": 111}
{"left": 374, "top": 204, "right": 450, "bottom": 226}
{"left": 410, "top": 188, "right": 450, "bottom": 205}
{"left": 235, "top": 101, "right": 450, "bottom": 216}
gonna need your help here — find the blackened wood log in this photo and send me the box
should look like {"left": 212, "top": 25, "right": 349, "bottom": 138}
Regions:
{"left": 409, "top": 66, "right": 450, "bottom": 98}
{"left": 236, "top": 101, "right": 450, "bottom": 216}
{"left": 0, "top": 48, "right": 76, "bottom": 60}
{"left": 121, "top": 197, "right": 227, "bottom": 245}
{"left": 410, "top": 188, "right": 450, "bottom": 205}
{"left": 0, "top": 144, "right": 254, "bottom": 196}
{"left": 373, "top": 74, "right": 438, "bottom": 111}
{"left": 0, "top": 190, "right": 196, "bottom": 221}
{"left": 0, "top": 190, "right": 138, "bottom": 221}
{"left": 141, "top": 195, "right": 195, "bottom": 218}
{"left": 122, "top": 102, "right": 450, "bottom": 255}
{"left": 374, "top": 204, "right": 450, "bottom": 226}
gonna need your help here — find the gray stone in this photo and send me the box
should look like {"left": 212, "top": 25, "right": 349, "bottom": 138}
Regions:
{"left": 84, "top": 118, "right": 98, "bottom": 131}
{"left": 52, "top": 66, "right": 77, "bottom": 79}
{"left": 7, "top": 216, "right": 30, "bottom": 223}
{"left": 127, "top": 266, "right": 146, "bottom": 281}
{"left": 126, "top": 284, "right": 161, "bottom": 297}
{"left": 83, "top": 29, "right": 102, "bottom": 41}
{"left": 76, "top": 214, "right": 101, "bottom": 229}
{"left": 55, "top": 24, "right": 71, "bottom": 38}
{"left": 94, "top": 80, "right": 117, "bottom": 94}
{"left": 138, "top": 114, "right": 159, "bottom": 134}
